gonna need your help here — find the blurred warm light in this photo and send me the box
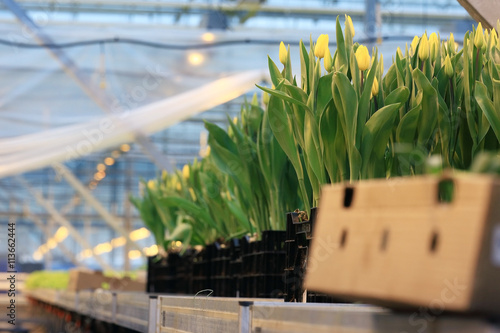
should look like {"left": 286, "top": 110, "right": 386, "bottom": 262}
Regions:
{"left": 143, "top": 244, "right": 158, "bottom": 256}
{"left": 94, "top": 242, "right": 112, "bottom": 255}
{"left": 89, "top": 182, "right": 97, "bottom": 190}
{"left": 120, "top": 144, "right": 130, "bottom": 152}
{"left": 47, "top": 238, "right": 57, "bottom": 249}
{"left": 97, "top": 163, "right": 106, "bottom": 172}
{"left": 81, "top": 249, "right": 93, "bottom": 259}
{"left": 94, "top": 171, "right": 106, "bottom": 181}
{"left": 111, "top": 236, "right": 126, "bottom": 247}
{"left": 33, "top": 251, "right": 42, "bottom": 261}
{"left": 111, "top": 150, "right": 121, "bottom": 158}
{"left": 104, "top": 157, "right": 115, "bottom": 166}
{"left": 54, "top": 227, "right": 68, "bottom": 242}
{"left": 187, "top": 52, "right": 204, "bottom": 66}
{"left": 175, "top": 241, "right": 182, "bottom": 247}
{"left": 201, "top": 32, "right": 215, "bottom": 42}
{"left": 130, "top": 227, "right": 150, "bottom": 241}
{"left": 128, "top": 250, "right": 141, "bottom": 260}
{"left": 40, "top": 244, "right": 48, "bottom": 254}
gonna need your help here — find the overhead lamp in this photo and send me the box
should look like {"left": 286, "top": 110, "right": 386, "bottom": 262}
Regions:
{"left": 120, "top": 144, "right": 130, "bottom": 152}
{"left": 94, "top": 242, "right": 113, "bottom": 255}
{"left": 111, "top": 236, "right": 126, "bottom": 247}
{"left": 187, "top": 52, "right": 205, "bottom": 66}
{"left": 201, "top": 32, "right": 215, "bottom": 42}
{"left": 94, "top": 171, "right": 106, "bottom": 181}
{"left": 54, "top": 227, "right": 68, "bottom": 242}
{"left": 104, "top": 157, "right": 115, "bottom": 166}
{"left": 128, "top": 250, "right": 141, "bottom": 260}
{"left": 33, "top": 251, "right": 42, "bottom": 261}
{"left": 97, "top": 163, "right": 106, "bottom": 172}
{"left": 130, "top": 227, "right": 150, "bottom": 241}
{"left": 47, "top": 238, "right": 57, "bottom": 249}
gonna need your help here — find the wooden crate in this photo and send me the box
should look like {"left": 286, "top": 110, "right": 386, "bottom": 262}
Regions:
{"left": 304, "top": 174, "right": 500, "bottom": 314}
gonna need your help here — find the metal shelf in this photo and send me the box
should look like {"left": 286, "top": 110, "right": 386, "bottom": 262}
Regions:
{"left": 26, "top": 289, "right": 500, "bottom": 333}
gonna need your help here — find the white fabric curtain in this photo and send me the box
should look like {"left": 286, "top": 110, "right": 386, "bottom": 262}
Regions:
{"left": 0, "top": 69, "right": 267, "bottom": 178}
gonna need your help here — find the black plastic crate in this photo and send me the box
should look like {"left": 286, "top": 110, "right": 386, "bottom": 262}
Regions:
{"left": 239, "top": 230, "right": 286, "bottom": 298}
{"left": 284, "top": 208, "right": 339, "bottom": 303}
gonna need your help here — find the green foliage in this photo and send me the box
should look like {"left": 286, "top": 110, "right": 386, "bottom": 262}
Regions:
{"left": 134, "top": 18, "right": 500, "bottom": 249}
{"left": 25, "top": 271, "right": 69, "bottom": 290}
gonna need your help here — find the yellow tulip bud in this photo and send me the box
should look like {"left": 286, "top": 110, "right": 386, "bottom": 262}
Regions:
{"left": 410, "top": 36, "right": 420, "bottom": 56}
{"left": 418, "top": 33, "right": 429, "bottom": 61}
{"left": 371, "top": 77, "right": 379, "bottom": 98}
{"left": 448, "top": 33, "right": 457, "bottom": 52}
{"left": 147, "top": 180, "right": 156, "bottom": 191}
{"left": 182, "top": 164, "right": 190, "bottom": 180}
{"left": 396, "top": 47, "right": 404, "bottom": 58}
{"left": 262, "top": 91, "right": 269, "bottom": 105}
{"left": 492, "top": 28, "right": 498, "bottom": 45}
{"left": 345, "top": 15, "right": 355, "bottom": 37}
{"left": 233, "top": 116, "right": 238, "bottom": 125}
{"left": 161, "top": 170, "right": 168, "bottom": 181}
{"left": 314, "top": 34, "right": 329, "bottom": 59}
{"left": 324, "top": 46, "right": 332, "bottom": 72}
{"left": 429, "top": 32, "right": 439, "bottom": 62}
{"left": 355, "top": 45, "right": 370, "bottom": 71}
{"left": 474, "top": 22, "right": 485, "bottom": 48}
{"left": 205, "top": 146, "right": 211, "bottom": 157}
{"left": 443, "top": 55, "right": 453, "bottom": 77}
{"left": 279, "top": 41, "right": 287, "bottom": 65}
{"left": 188, "top": 188, "right": 197, "bottom": 201}
{"left": 176, "top": 182, "right": 181, "bottom": 191}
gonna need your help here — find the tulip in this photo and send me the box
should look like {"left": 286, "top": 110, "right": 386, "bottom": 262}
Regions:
{"left": 233, "top": 116, "right": 238, "bottom": 125}
{"left": 410, "top": 35, "right": 420, "bottom": 56}
{"left": 371, "top": 77, "right": 379, "bottom": 98}
{"left": 324, "top": 46, "right": 333, "bottom": 72}
{"left": 491, "top": 29, "right": 498, "bottom": 45}
{"left": 147, "top": 180, "right": 156, "bottom": 191}
{"left": 396, "top": 47, "right": 404, "bottom": 58}
{"left": 418, "top": 33, "right": 429, "bottom": 61}
{"left": 182, "top": 164, "right": 190, "bottom": 180}
{"left": 279, "top": 41, "right": 287, "bottom": 65}
{"left": 176, "top": 182, "right": 181, "bottom": 191}
{"left": 345, "top": 15, "right": 355, "bottom": 37}
{"left": 448, "top": 33, "right": 458, "bottom": 52}
{"left": 429, "top": 32, "right": 439, "bottom": 62}
{"left": 161, "top": 170, "right": 168, "bottom": 181}
{"left": 205, "top": 146, "right": 211, "bottom": 157}
{"left": 262, "top": 91, "right": 270, "bottom": 105}
{"left": 189, "top": 188, "right": 197, "bottom": 201}
{"left": 355, "top": 45, "right": 370, "bottom": 71}
{"left": 443, "top": 55, "right": 453, "bottom": 77}
{"left": 474, "top": 22, "right": 484, "bottom": 49}
{"left": 314, "top": 34, "right": 329, "bottom": 59}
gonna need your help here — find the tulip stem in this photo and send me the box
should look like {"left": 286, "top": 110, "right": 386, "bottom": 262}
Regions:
{"left": 361, "top": 71, "right": 364, "bottom": 91}
{"left": 475, "top": 48, "right": 480, "bottom": 81}
{"left": 449, "top": 78, "right": 459, "bottom": 167}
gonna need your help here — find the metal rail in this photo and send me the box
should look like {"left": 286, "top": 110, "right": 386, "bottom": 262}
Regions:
{"left": 26, "top": 289, "right": 500, "bottom": 333}
{"left": 0, "top": 0, "right": 471, "bottom": 22}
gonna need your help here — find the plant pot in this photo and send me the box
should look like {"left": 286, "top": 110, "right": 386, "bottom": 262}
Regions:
{"left": 284, "top": 208, "right": 339, "bottom": 303}
{"left": 240, "top": 230, "right": 286, "bottom": 298}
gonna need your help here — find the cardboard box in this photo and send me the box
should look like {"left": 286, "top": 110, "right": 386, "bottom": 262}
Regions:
{"left": 304, "top": 174, "right": 500, "bottom": 314}
{"left": 67, "top": 269, "right": 145, "bottom": 292}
